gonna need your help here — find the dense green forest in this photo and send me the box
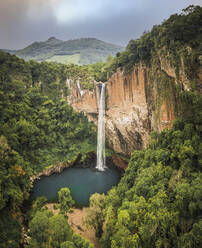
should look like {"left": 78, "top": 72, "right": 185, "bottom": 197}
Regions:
{"left": 99, "top": 95, "right": 202, "bottom": 247}
{"left": 84, "top": 6, "right": 202, "bottom": 248}
{"left": 97, "top": 5, "right": 202, "bottom": 82}
{"left": 0, "top": 51, "right": 98, "bottom": 247}
{"left": 0, "top": 5, "right": 201, "bottom": 248}
{"left": 25, "top": 189, "right": 93, "bottom": 248}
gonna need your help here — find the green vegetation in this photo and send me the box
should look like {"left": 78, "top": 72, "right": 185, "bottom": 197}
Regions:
{"left": 99, "top": 5, "right": 202, "bottom": 81}
{"left": 27, "top": 208, "right": 93, "bottom": 248}
{"left": 81, "top": 90, "right": 202, "bottom": 248}
{"left": 0, "top": 51, "right": 97, "bottom": 247}
{"left": 27, "top": 196, "right": 93, "bottom": 248}
{"left": 83, "top": 193, "right": 106, "bottom": 238}
{"left": 3, "top": 37, "right": 124, "bottom": 65}
{"left": 58, "top": 188, "right": 75, "bottom": 214}
{"left": 0, "top": 52, "right": 97, "bottom": 172}
{"left": 46, "top": 54, "right": 81, "bottom": 65}
{"left": 0, "top": 5, "right": 201, "bottom": 248}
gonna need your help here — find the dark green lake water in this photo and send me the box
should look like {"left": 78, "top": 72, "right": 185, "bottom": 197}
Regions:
{"left": 31, "top": 167, "right": 121, "bottom": 206}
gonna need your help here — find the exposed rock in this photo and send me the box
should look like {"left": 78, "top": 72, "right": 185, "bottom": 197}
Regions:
{"left": 70, "top": 66, "right": 175, "bottom": 156}
{"left": 31, "top": 152, "right": 123, "bottom": 183}
{"left": 39, "top": 161, "right": 69, "bottom": 177}
{"left": 69, "top": 55, "right": 201, "bottom": 156}
{"left": 31, "top": 153, "right": 82, "bottom": 181}
{"left": 111, "top": 155, "right": 128, "bottom": 170}
{"left": 105, "top": 67, "right": 151, "bottom": 156}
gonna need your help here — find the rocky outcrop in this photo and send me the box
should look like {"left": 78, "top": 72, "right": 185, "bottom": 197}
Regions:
{"left": 111, "top": 155, "right": 128, "bottom": 170}
{"left": 71, "top": 81, "right": 99, "bottom": 115}
{"left": 31, "top": 151, "right": 124, "bottom": 183}
{"left": 69, "top": 56, "right": 201, "bottom": 156}
{"left": 105, "top": 67, "right": 151, "bottom": 155}
{"left": 31, "top": 154, "right": 82, "bottom": 182}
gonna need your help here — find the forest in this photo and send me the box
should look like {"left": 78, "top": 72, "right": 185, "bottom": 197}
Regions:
{"left": 97, "top": 5, "right": 202, "bottom": 81}
{"left": 100, "top": 99, "right": 202, "bottom": 247}
{"left": 0, "top": 5, "right": 202, "bottom": 248}
{"left": 0, "top": 51, "right": 98, "bottom": 247}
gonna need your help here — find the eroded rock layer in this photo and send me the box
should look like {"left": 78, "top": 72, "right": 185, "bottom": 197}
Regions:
{"left": 70, "top": 56, "right": 200, "bottom": 156}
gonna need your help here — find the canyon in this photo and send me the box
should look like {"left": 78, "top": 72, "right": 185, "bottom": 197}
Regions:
{"left": 69, "top": 54, "right": 201, "bottom": 157}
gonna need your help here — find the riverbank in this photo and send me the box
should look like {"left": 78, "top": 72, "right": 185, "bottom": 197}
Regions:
{"left": 30, "top": 151, "right": 126, "bottom": 188}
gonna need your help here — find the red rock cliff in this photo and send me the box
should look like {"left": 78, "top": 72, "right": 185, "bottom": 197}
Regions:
{"left": 70, "top": 57, "right": 201, "bottom": 156}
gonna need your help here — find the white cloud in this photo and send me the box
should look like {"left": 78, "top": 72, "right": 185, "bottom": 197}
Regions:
{"left": 0, "top": 0, "right": 201, "bottom": 49}
{"left": 54, "top": 0, "right": 134, "bottom": 24}
{"left": 26, "top": 0, "right": 60, "bottom": 19}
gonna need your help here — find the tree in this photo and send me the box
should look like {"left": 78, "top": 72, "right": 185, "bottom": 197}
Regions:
{"left": 83, "top": 193, "right": 106, "bottom": 238}
{"left": 28, "top": 211, "right": 73, "bottom": 248}
{"left": 49, "top": 214, "right": 72, "bottom": 248}
{"left": 28, "top": 210, "right": 52, "bottom": 247}
{"left": 58, "top": 188, "right": 74, "bottom": 214}
{"left": 29, "top": 196, "right": 48, "bottom": 219}
{"left": 60, "top": 241, "right": 75, "bottom": 248}
{"left": 72, "top": 233, "right": 93, "bottom": 248}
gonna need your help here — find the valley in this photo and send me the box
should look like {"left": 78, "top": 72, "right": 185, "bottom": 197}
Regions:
{"left": 0, "top": 5, "right": 201, "bottom": 248}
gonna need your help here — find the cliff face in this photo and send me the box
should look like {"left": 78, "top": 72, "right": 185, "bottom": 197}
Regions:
{"left": 70, "top": 81, "right": 99, "bottom": 115}
{"left": 70, "top": 56, "right": 201, "bottom": 156}
{"left": 105, "top": 67, "right": 151, "bottom": 155}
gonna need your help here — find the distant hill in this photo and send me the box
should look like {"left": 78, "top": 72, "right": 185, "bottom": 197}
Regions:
{"left": 1, "top": 37, "right": 124, "bottom": 65}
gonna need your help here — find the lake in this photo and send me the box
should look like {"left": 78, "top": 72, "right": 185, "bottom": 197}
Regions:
{"left": 31, "top": 167, "right": 121, "bottom": 206}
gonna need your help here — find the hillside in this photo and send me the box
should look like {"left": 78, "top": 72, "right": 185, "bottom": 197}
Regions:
{"left": 0, "top": 5, "right": 202, "bottom": 248}
{"left": 0, "top": 51, "right": 99, "bottom": 247}
{"left": 2, "top": 37, "right": 124, "bottom": 65}
{"left": 71, "top": 5, "right": 202, "bottom": 156}
{"left": 69, "top": 6, "right": 202, "bottom": 248}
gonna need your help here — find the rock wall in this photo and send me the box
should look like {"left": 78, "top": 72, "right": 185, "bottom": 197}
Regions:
{"left": 70, "top": 57, "right": 200, "bottom": 156}
{"left": 105, "top": 66, "right": 151, "bottom": 155}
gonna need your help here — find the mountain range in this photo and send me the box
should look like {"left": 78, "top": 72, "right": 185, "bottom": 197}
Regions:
{"left": 1, "top": 37, "right": 124, "bottom": 65}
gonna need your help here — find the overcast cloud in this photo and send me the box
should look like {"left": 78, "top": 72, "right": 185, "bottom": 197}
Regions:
{"left": 0, "top": 0, "right": 201, "bottom": 49}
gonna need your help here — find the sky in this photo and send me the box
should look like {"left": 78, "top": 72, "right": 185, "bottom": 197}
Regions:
{"left": 0, "top": 0, "right": 201, "bottom": 49}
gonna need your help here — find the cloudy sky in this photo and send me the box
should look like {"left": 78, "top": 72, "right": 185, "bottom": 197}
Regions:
{"left": 0, "top": 0, "right": 201, "bottom": 49}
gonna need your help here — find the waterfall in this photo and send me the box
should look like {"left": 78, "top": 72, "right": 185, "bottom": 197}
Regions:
{"left": 96, "top": 83, "right": 106, "bottom": 171}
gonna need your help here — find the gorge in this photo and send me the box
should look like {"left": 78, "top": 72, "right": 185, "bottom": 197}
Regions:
{"left": 70, "top": 56, "right": 200, "bottom": 157}
{"left": 31, "top": 81, "right": 121, "bottom": 206}
{"left": 0, "top": 5, "right": 201, "bottom": 248}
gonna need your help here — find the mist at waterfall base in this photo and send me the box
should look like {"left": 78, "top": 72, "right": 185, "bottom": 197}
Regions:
{"left": 31, "top": 168, "right": 121, "bottom": 206}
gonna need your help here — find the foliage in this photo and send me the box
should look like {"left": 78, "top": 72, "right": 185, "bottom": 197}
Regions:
{"left": 27, "top": 210, "right": 72, "bottom": 248}
{"left": 28, "top": 196, "right": 48, "bottom": 219}
{"left": 60, "top": 241, "right": 75, "bottom": 248}
{"left": 72, "top": 233, "right": 93, "bottom": 248}
{"left": 0, "top": 135, "right": 31, "bottom": 247}
{"left": 58, "top": 188, "right": 75, "bottom": 214}
{"left": 27, "top": 207, "right": 93, "bottom": 248}
{"left": 0, "top": 51, "right": 96, "bottom": 247}
{"left": 101, "top": 5, "right": 202, "bottom": 79}
{"left": 5, "top": 37, "right": 124, "bottom": 65}
{"left": 83, "top": 193, "right": 106, "bottom": 238}
{"left": 100, "top": 91, "right": 202, "bottom": 247}
{"left": 0, "top": 208, "right": 23, "bottom": 248}
{"left": 0, "top": 52, "right": 97, "bottom": 172}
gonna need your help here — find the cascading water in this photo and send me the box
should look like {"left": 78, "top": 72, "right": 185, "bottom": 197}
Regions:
{"left": 96, "top": 83, "right": 106, "bottom": 171}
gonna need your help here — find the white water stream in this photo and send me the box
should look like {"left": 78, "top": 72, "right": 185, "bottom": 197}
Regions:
{"left": 96, "top": 83, "right": 106, "bottom": 171}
